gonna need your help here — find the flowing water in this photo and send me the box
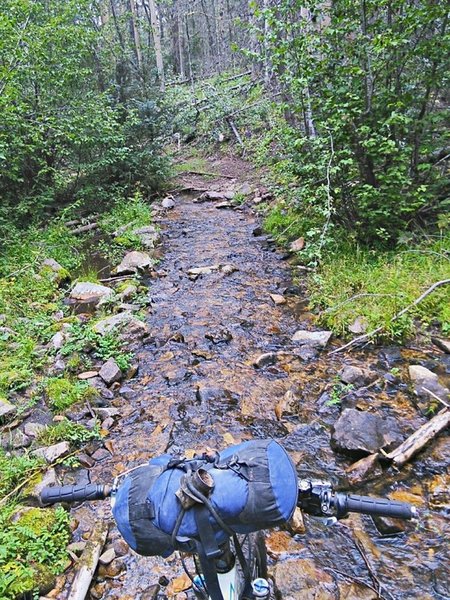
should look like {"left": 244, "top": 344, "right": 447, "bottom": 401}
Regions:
{"left": 60, "top": 169, "right": 449, "bottom": 600}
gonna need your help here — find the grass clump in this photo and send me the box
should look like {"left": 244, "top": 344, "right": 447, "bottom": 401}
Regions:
{"left": 38, "top": 418, "right": 100, "bottom": 447}
{"left": 309, "top": 235, "right": 450, "bottom": 340}
{"left": 43, "top": 376, "right": 95, "bottom": 413}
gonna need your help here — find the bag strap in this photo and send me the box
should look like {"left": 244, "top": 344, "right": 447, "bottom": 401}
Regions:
{"left": 195, "top": 538, "right": 225, "bottom": 600}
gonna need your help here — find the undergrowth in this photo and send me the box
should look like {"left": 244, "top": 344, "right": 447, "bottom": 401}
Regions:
{"left": 308, "top": 235, "right": 450, "bottom": 340}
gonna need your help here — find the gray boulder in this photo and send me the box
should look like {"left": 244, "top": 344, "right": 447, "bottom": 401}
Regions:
{"left": 24, "top": 422, "right": 46, "bottom": 438}
{"left": 70, "top": 282, "right": 113, "bottom": 305}
{"left": 115, "top": 251, "right": 153, "bottom": 275}
{"left": 408, "top": 364, "right": 449, "bottom": 407}
{"left": 1, "top": 429, "right": 31, "bottom": 449}
{"left": 93, "top": 312, "right": 149, "bottom": 341}
{"left": 132, "top": 226, "right": 161, "bottom": 249}
{"left": 331, "top": 408, "right": 402, "bottom": 456}
{"left": 99, "top": 358, "right": 122, "bottom": 386}
{"left": 292, "top": 329, "right": 332, "bottom": 348}
{"left": 162, "top": 197, "right": 175, "bottom": 209}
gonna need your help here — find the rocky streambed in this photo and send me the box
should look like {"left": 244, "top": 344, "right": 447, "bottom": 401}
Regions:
{"left": 4, "top": 158, "right": 449, "bottom": 600}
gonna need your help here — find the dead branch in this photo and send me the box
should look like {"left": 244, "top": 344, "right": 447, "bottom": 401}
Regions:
{"left": 67, "top": 521, "right": 108, "bottom": 600}
{"left": 71, "top": 222, "right": 99, "bottom": 235}
{"left": 225, "top": 117, "right": 245, "bottom": 149}
{"left": 329, "top": 279, "right": 450, "bottom": 355}
{"left": 178, "top": 170, "right": 235, "bottom": 179}
{"left": 384, "top": 408, "right": 450, "bottom": 467}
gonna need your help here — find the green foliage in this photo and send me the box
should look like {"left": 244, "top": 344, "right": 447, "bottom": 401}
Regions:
{"left": 249, "top": 0, "right": 449, "bottom": 249}
{"left": 0, "top": 451, "right": 43, "bottom": 497}
{"left": 42, "top": 376, "right": 94, "bottom": 413}
{"left": 38, "top": 418, "right": 100, "bottom": 447}
{"left": 0, "top": 504, "right": 70, "bottom": 599}
{"left": 61, "top": 322, "right": 133, "bottom": 372}
{"left": 309, "top": 234, "right": 450, "bottom": 340}
{"left": 327, "top": 378, "right": 354, "bottom": 406}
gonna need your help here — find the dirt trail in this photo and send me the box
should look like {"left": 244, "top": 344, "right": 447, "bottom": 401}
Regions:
{"left": 64, "top": 158, "right": 449, "bottom": 600}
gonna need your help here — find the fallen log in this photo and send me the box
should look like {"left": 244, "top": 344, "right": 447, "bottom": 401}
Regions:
{"left": 67, "top": 520, "right": 108, "bottom": 600}
{"left": 385, "top": 408, "right": 450, "bottom": 468}
{"left": 71, "top": 222, "right": 99, "bottom": 235}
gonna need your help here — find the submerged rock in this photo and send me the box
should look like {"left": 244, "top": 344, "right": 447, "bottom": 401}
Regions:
{"left": 331, "top": 408, "right": 402, "bottom": 456}
{"left": 274, "top": 558, "right": 336, "bottom": 599}
{"left": 292, "top": 329, "right": 332, "bottom": 348}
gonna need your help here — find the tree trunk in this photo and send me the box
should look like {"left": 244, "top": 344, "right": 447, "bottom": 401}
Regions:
{"left": 146, "top": 0, "right": 165, "bottom": 91}
{"left": 129, "top": 0, "right": 143, "bottom": 73}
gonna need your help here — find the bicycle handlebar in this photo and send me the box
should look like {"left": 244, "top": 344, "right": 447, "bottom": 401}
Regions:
{"left": 297, "top": 479, "right": 417, "bottom": 521}
{"left": 41, "top": 484, "right": 111, "bottom": 505}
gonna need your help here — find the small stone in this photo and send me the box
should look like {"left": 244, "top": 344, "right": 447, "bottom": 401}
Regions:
{"left": 0, "top": 398, "right": 17, "bottom": 420}
{"left": 99, "top": 547, "right": 116, "bottom": 565}
{"left": 254, "top": 353, "right": 278, "bottom": 368}
{"left": 292, "top": 329, "right": 332, "bottom": 348}
{"left": 101, "top": 417, "right": 114, "bottom": 430}
{"left": 162, "top": 196, "right": 175, "bottom": 209}
{"left": 33, "top": 441, "right": 70, "bottom": 463}
{"left": 409, "top": 365, "right": 439, "bottom": 384}
{"left": 91, "top": 447, "right": 111, "bottom": 461}
{"left": 119, "top": 284, "right": 138, "bottom": 302}
{"left": 253, "top": 196, "right": 264, "bottom": 205}
{"left": 188, "top": 265, "right": 220, "bottom": 276}
{"left": 53, "top": 359, "right": 66, "bottom": 374}
{"left": 348, "top": 316, "right": 368, "bottom": 334}
{"left": 98, "top": 557, "right": 126, "bottom": 578}
{"left": 432, "top": 337, "right": 450, "bottom": 354}
{"left": 113, "top": 537, "right": 129, "bottom": 557}
{"left": 67, "top": 541, "right": 87, "bottom": 555}
{"left": 118, "top": 385, "right": 137, "bottom": 400}
{"left": 293, "top": 346, "right": 319, "bottom": 361}
{"left": 238, "top": 182, "right": 252, "bottom": 196}
{"left": 252, "top": 226, "right": 263, "bottom": 236}
{"left": 220, "top": 264, "right": 238, "bottom": 275}
{"left": 270, "top": 293, "right": 286, "bottom": 305}
{"left": 205, "top": 329, "right": 232, "bottom": 344}
{"left": 99, "top": 358, "right": 122, "bottom": 385}
{"left": 96, "top": 407, "right": 121, "bottom": 419}
{"left": 76, "top": 452, "right": 95, "bottom": 468}
{"left": 24, "top": 422, "right": 46, "bottom": 438}
{"left": 289, "top": 237, "right": 305, "bottom": 252}
{"left": 77, "top": 371, "right": 99, "bottom": 380}
{"left": 51, "top": 332, "right": 65, "bottom": 350}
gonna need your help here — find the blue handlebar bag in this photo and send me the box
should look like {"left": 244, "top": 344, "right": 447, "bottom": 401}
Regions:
{"left": 112, "top": 439, "right": 298, "bottom": 557}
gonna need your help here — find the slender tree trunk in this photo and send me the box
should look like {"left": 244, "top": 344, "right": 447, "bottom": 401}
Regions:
{"left": 146, "top": 0, "right": 165, "bottom": 91}
{"left": 177, "top": 1, "right": 186, "bottom": 79}
{"left": 129, "top": 0, "right": 143, "bottom": 72}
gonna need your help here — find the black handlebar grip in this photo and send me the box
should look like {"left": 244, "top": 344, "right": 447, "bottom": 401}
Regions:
{"left": 41, "top": 484, "right": 109, "bottom": 505}
{"left": 334, "top": 493, "right": 417, "bottom": 520}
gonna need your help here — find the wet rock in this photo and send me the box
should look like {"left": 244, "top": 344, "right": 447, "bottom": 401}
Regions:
{"left": 1, "top": 429, "right": 31, "bottom": 449}
{"left": 220, "top": 264, "right": 238, "bottom": 275}
{"left": 338, "top": 582, "right": 377, "bottom": 600}
{"left": 93, "top": 312, "right": 149, "bottom": 341}
{"left": 215, "top": 201, "right": 233, "bottom": 209}
{"left": 188, "top": 265, "right": 220, "bottom": 277}
{"left": 0, "top": 398, "right": 16, "bottom": 420}
{"left": 252, "top": 226, "right": 263, "bottom": 236}
{"left": 99, "top": 358, "right": 122, "bottom": 385}
{"left": 115, "top": 251, "right": 153, "bottom": 275}
{"left": 205, "top": 328, "right": 232, "bottom": 344}
{"left": 270, "top": 293, "right": 286, "bottom": 305}
{"left": 90, "top": 582, "right": 107, "bottom": 599}
{"left": 77, "top": 370, "right": 99, "bottom": 380}
{"left": 91, "top": 447, "right": 111, "bottom": 461}
{"left": 253, "top": 352, "right": 278, "bottom": 368}
{"left": 292, "top": 329, "right": 332, "bottom": 348}
{"left": 99, "top": 547, "right": 116, "bottom": 565}
{"left": 346, "top": 453, "right": 382, "bottom": 486}
{"left": 140, "top": 584, "right": 160, "bottom": 600}
{"left": 331, "top": 408, "right": 402, "bottom": 456}
{"left": 289, "top": 237, "right": 305, "bottom": 252}
{"left": 113, "top": 537, "right": 129, "bottom": 557}
{"left": 69, "top": 282, "right": 113, "bottom": 304}
{"left": 339, "top": 365, "right": 377, "bottom": 388}
{"left": 98, "top": 557, "right": 126, "bottom": 578}
{"left": 88, "top": 378, "right": 114, "bottom": 400}
{"left": 33, "top": 441, "right": 70, "bottom": 463}
{"left": 96, "top": 407, "right": 121, "bottom": 420}
{"left": 24, "top": 422, "right": 46, "bottom": 438}
{"left": 266, "top": 531, "right": 305, "bottom": 558}
{"left": 432, "top": 337, "right": 450, "bottom": 354}
{"left": 237, "top": 182, "right": 252, "bottom": 196}
{"left": 118, "top": 385, "right": 137, "bottom": 400}
{"left": 408, "top": 364, "right": 449, "bottom": 407}
{"left": 379, "top": 346, "right": 402, "bottom": 366}
{"left": 162, "top": 196, "right": 175, "bottom": 209}
{"left": 293, "top": 345, "right": 319, "bottom": 361}
{"left": 76, "top": 452, "right": 95, "bottom": 468}
{"left": 274, "top": 558, "right": 336, "bottom": 599}
{"left": 372, "top": 515, "right": 407, "bottom": 535}
{"left": 348, "top": 316, "right": 368, "bottom": 334}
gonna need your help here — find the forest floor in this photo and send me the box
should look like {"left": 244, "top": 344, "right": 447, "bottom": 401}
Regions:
{"left": 1, "top": 152, "right": 449, "bottom": 599}
{"left": 45, "top": 151, "right": 449, "bottom": 599}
